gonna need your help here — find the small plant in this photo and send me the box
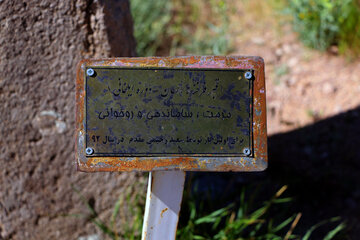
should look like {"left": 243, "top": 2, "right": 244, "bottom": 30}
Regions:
{"left": 287, "top": 0, "right": 360, "bottom": 55}
{"left": 177, "top": 185, "right": 346, "bottom": 239}
{"left": 130, "top": 0, "right": 172, "bottom": 56}
{"left": 275, "top": 64, "right": 290, "bottom": 77}
{"left": 72, "top": 184, "right": 144, "bottom": 240}
{"left": 306, "top": 109, "right": 322, "bottom": 121}
{"left": 130, "top": 0, "right": 232, "bottom": 56}
{"left": 170, "top": 0, "right": 232, "bottom": 56}
{"left": 74, "top": 184, "right": 345, "bottom": 239}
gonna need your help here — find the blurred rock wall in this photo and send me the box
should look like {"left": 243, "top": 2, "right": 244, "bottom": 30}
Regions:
{"left": 0, "top": 0, "right": 142, "bottom": 239}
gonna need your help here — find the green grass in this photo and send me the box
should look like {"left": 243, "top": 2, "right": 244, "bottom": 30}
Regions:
{"left": 177, "top": 185, "right": 345, "bottom": 240}
{"left": 306, "top": 109, "right": 322, "bottom": 121}
{"left": 72, "top": 184, "right": 144, "bottom": 240}
{"left": 130, "top": 0, "right": 233, "bottom": 56}
{"left": 73, "top": 184, "right": 346, "bottom": 239}
{"left": 130, "top": 0, "right": 172, "bottom": 57}
{"left": 286, "top": 0, "right": 360, "bottom": 56}
{"left": 170, "top": 0, "right": 232, "bottom": 56}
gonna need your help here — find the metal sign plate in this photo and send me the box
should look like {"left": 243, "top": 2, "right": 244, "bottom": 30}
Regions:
{"left": 76, "top": 56, "right": 267, "bottom": 172}
{"left": 86, "top": 67, "right": 252, "bottom": 156}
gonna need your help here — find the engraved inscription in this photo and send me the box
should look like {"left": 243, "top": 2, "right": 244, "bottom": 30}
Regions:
{"left": 85, "top": 67, "right": 253, "bottom": 156}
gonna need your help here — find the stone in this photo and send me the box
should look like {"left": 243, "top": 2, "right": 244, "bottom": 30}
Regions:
{"left": 286, "top": 77, "right": 297, "bottom": 86}
{"left": 288, "top": 57, "right": 298, "bottom": 68}
{"left": 251, "top": 37, "right": 265, "bottom": 45}
{"left": 0, "top": 0, "right": 140, "bottom": 239}
{"left": 282, "top": 44, "right": 292, "bottom": 54}
{"left": 78, "top": 234, "right": 101, "bottom": 240}
{"left": 275, "top": 48, "right": 283, "bottom": 57}
{"left": 322, "top": 82, "right": 336, "bottom": 95}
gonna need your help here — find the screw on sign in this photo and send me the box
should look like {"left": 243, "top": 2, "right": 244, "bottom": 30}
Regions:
{"left": 85, "top": 147, "right": 94, "bottom": 155}
{"left": 245, "top": 71, "right": 252, "bottom": 79}
{"left": 86, "top": 68, "right": 95, "bottom": 77}
{"left": 75, "top": 56, "right": 267, "bottom": 240}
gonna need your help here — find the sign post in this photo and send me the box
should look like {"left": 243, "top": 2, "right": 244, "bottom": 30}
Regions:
{"left": 76, "top": 56, "right": 267, "bottom": 239}
{"left": 141, "top": 171, "right": 185, "bottom": 240}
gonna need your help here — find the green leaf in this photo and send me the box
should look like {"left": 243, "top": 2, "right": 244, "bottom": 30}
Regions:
{"left": 272, "top": 215, "right": 296, "bottom": 233}
{"left": 302, "top": 217, "right": 341, "bottom": 240}
{"left": 110, "top": 196, "right": 123, "bottom": 229}
{"left": 195, "top": 206, "right": 230, "bottom": 225}
{"left": 323, "top": 222, "right": 346, "bottom": 240}
{"left": 193, "top": 235, "right": 207, "bottom": 240}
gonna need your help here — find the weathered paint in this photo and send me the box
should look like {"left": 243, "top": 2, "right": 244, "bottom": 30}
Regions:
{"left": 141, "top": 171, "right": 185, "bottom": 240}
{"left": 76, "top": 56, "right": 267, "bottom": 172}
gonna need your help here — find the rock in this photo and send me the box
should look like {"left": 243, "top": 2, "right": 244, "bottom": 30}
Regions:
{"left": 78, "top": 234, "right": 101, "bottom": 240}
{"left": 275, "top": 48, "right": 283, "bottom": 57}
{"left": 288, "top": 57, "right": 298, "bottom": 68}
{"left": 0, "top": 0, "right": 137, "bottom": 239}
{"left": 334, "top": 104, "right": 343, "bottom": 114}
{"left": 251, "top": 37, "right": 265, "bottom": 45}
{"left": 322, "top": 82, "right": 336, "bottom": 95}
{"left": 55, "top": 120, "right": 67, "bottom": 134}
{"left": 282, "top": 44, "right": 292, "bottom": 54}
{"left": 286, "top": 77, "right": 297, "bottom": 86}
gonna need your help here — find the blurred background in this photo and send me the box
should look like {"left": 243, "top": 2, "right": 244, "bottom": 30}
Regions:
{"left": 1, "top": 0, "right": 360, "bottom": 239}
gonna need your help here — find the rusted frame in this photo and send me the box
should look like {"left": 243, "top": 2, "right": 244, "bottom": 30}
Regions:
{"left": 76, "top": 56, "right": 267, "bottom": 172}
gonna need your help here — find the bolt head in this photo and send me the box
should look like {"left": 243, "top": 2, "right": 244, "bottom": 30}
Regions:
{"left": 245, "top": 71, "right": 252, "bottom": 79}
{"left": 243, "top": 148, "right": 251, "bottom": 155}
{"left": 87, "top": 68, "right": 95, "bottom": 77}
{"left": 85, "top": 147, "right": 94, "bottom": 155}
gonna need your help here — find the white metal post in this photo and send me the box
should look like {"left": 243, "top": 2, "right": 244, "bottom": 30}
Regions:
{"left": 141, "top": 171, "right": 186, "bottom": 240}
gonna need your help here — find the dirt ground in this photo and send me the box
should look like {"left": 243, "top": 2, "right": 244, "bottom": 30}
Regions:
{"left": 224, "top": 1, "right": 360, "bottom": 238}
{"left": 181, "top": 1, "right": 360, "bottom": 239}
{"left": 229, "top": 1, "right": 360, "bottom": 135}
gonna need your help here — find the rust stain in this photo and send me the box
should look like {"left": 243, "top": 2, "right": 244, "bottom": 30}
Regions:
{"left": 76, "top": 56, "right": 267, "bottom": 172}
{"left": 83, "top": 157, "right": 199, "bottom": 172}
{"left": 160, "top": 208, "right": 168, "bottom": 218}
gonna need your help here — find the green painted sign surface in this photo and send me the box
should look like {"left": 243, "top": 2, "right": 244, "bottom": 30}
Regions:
{"left": 85, "top": 67, "right": 253, "bottom": 156}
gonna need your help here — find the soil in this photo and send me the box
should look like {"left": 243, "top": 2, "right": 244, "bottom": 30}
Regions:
{"left": 180, "top": 1, "right": 360, "bottom": 239}
{"left": 231, "top": 18, "right": 360, "bottom": 136}
{"left": 206, "top": 1, "right": 360, "bottom": 238}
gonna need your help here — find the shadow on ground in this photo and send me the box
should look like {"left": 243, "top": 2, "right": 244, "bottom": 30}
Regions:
{"left": 184, "top": 106, "right": 360, "bottom": 239}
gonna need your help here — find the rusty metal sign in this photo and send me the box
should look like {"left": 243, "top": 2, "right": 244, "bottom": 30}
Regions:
{"left": 76, "top": 56, "right": 267, "bottom": 172}
{"left": 86, "top": 67, "right": 252, "bottom": 156}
